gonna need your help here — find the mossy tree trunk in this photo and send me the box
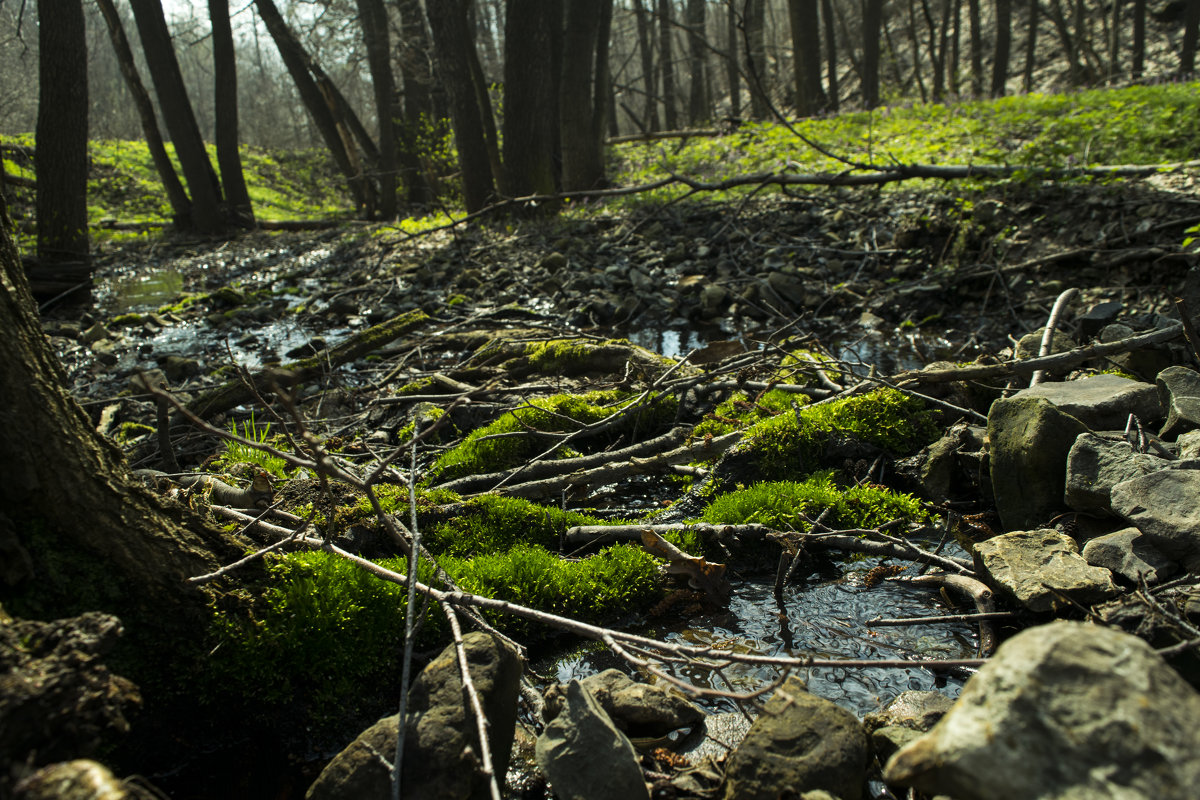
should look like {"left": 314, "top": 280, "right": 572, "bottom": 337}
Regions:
{"left": 0, "top": 191, "right": 241, "bottom": 666}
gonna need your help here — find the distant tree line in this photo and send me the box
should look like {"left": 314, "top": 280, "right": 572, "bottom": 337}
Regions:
{"left": 4, "top": 0, "right": 1200, "bottom": 272}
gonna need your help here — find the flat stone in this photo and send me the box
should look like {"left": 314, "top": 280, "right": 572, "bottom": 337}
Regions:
{"left": 1110, "top": 469, "right": 1200, "bottom": 572}
{"left": 1008, "top": 373, "right": 1161, "bottom": 431}
{"left": 973, "top": 529, "right": 1119, "bottom": 612}
{"left": 987, "top": 397, "right": 1089, "bottom": 530}
{"left": 863, "top": 690, "right": 954, "bottom": 734}
{"left": 1157, "top": 365, "right": 1200, "bottom": 439}
{"left": 722, "top": 676, "right": 868, "bottom": 800}
{"left": 1081, "top": 527, "right": 1176, "bottom": 585}
{"left": 1064, "top": 432, "right": 1170, "bottom": 511}
{"left": 884, "top": 621, "right": 1200, "bottom": 800}
{"left": 1078, "top": 301, "right": 1124, "bottom": 339}
{"left": 544, "top": 669, "right": 704, "bottom": 738}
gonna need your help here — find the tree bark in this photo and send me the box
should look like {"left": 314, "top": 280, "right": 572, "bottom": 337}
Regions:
{"left": 395, "top": 0, "right": 434, "bottom": 205}
{"left": 1183, "top": 0, "right": 1200, "bottom": 75}
{"left": 991, "top": 0, "right": 1012, "bottom": 95}
{"left": 967, "top": 0, "right": 983, "bottom": 95}
{"left": 129, "top": 0, "right": 226, "bottom": 234}
{"left": 658, "top": 0, "right": 680, "bottom": 128}
{"left": 1131, "top": 0, "right": 1145, "bottom": 78}
{"left": 745, "top": 0, "right": 769, "bottom": 118}
{"left": 560, "top": 0, "right": 612, "bottom": 191}
{"left": 357, "top": 0, "right": 398, "bottom": 219}
{"left": 633, "top": 0, "right": 662, "bottom": 131}
{"left": 254, "top": 0, "right": 369, "bottom": 214}
{"left": 208, "top": 0, "right": 255, "bottom": 226}
{"left": 726, "top": 0, "right": 741, "bottom": 118}
{"left": 862, "top": 0, "right": 884, "bottom": 108}
{"left": 426, "top": 0, "right": 496, "bottom": 211}
{"left": 821, "top": 0, "right": 838, "bottom": 109}
{"left": 503, "top": 0, "right": 561, "bottom": 197}
{"left": 1023, "top": 0, "right": 1038, "bottom": 92}
{"left": 787, "top": 0, "right": 825, "bottom": 115}
{"left": 686, "top": 0, "right": 710, "bottom": 124}
{"left": 0, "top": 190, "right": 241, "bottom": 694}
{"left": 35, "top": 0, "right": 89, "bottom": 271}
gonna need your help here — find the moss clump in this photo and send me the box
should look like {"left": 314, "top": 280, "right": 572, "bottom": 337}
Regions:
{"left": 693, "top": 388, "right": 808, "bottom": 439}
{"left": 443, "top": 543, "right": 661, "bottom": 636}
{"left": 424, "top": 495, "right": 614, "bottom": 558}
{"left": 701, "top": 471, "right": 929, "bottom": 531}
{"left": 115, "top": 422, "right": 154, "bottom": 443}
{"left": 428, "top": 389, "right": 673, "bottom": 482}
{"left": 203, "top": 551, "right": 444, "bottom": 723}
{"left": 739, "top": 388, "right": 938, "bottom": 477}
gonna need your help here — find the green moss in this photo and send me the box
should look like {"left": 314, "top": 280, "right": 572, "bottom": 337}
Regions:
{"left": 424, "top": 495, "right": 614, "bottom": 558}
{"left": 693, "top": 388, "right": 807, "bottom": 439}
{"left": 427, "top": 389, "right": 672, "bottom": 482}
{"left": 108, "top": 313, "right": 145, "bottom": 328}
{"left": 701, "top": 471, "right": 929, "bottom": 531}
{"left": 739, "top": 388, "right": 938, "bottom": 477}
{"left": 115, "top": 422, "right": 154, "bottom": 443}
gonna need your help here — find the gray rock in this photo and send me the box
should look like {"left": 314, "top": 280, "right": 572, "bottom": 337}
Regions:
{"left": 1157, "top": 365, "right": 1200, "bottom": 439}
{"left": 987, "top": 397, "right": 1088, "bottom": 530}
{"left": 896, "top": 424, "right": 983, "bottom": 503}
{"left": 884, "top": 621, "right": 1200, "bottom": 800}
{"left": 13, "top": 760, "right": 138, "bottom": 800}
{"left": 78, "top": 322, "right": 113, "bottom": 346}
{"left": 1177, "top": 429, "right": 1200, "bottom": 459}
{"left": 722, "top": 676, "right": 867, "bottom": 800}
{"left": 765, "top": 271, "right": 815, "bottom": 308}
{"left": 159, "top": 355, "right": 201, "bottom": 383}
{"left": 1078, "top": 301, "right": 1124, "bottom": 339}
{"left": 1099, "top": 323, "right": 1174, "bottom": 380}
{"left": 1064, "top": 432, "right": 1169, "bottom": 510}
{"left": 863, "top": 691, "right": 953, "bottom": 734}
{"left": 1014, "top": 327, "right": 1076, "bottom": 361}
{"left": 129, "top": 369, "right": 169, "bottom": 394}
{"left": 536, "top": 680, "right": 649, "bottom": 800}
{"left": 306, "top": 632, "right": 521, "bottom": 800}
{"left": 1110, "top": 470, "right": 1200, "bottom": 572}
{"left": 1081, "top": 527, "right": 1176, "bottom": 584}
{"left": 973, "top": 529, "right": 1119, "bottom": 612}
{"left": 699, "top": 283, "right": 730, "bottom": 318}
{"left": 544, "top": 668, "right": 704, "bottom": 737}
{"left": 871, "top": 725, "right": 923, "bottom": 762}
{"left": 1008, "top": 374, "right": 1161, "bottom": 431}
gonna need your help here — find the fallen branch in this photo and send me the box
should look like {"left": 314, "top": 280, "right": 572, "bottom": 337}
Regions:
{"left": 866, "top": 610, "right": 1019, "bottom": 626}
{"left": 894, "top": 573, "right": 998, "bottom": 657}
{"left": 892, "top": 322, "right": 1183, "bottom": 385}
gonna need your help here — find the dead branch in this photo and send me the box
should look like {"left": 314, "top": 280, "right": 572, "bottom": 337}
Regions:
{"left": 894, "top": 573, "right": 998, "bottom": 657}
{"left": 892, "top": 322, "right": 1183, "bottom": 385}
{"left": 1030, "top": 287, "right": 1080, "bottom": 386}
{"left": 866, "top": 610, "right": 1019, "bottom": 626}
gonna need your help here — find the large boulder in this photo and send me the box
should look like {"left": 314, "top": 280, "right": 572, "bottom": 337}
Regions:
{"left": 1064, "top": 432, "right": 1170, "bottom": 511}
{"left": 884, "top": 621, "right": 1200, "bottom": 800}
{"left": 306, "top": 632, "right": 521, "bottom": 800}
{"left": 543, "top": 668, "right": 704, "bottom": 737}
{"left": 973, "top": 529, "right": 1119, "bottom": 612}
{"left": 722, "top": 676, "right": 868, "bottom": 800}
{"left": 1110, "top": 469, "right": 1200, "bottom": 572}
{"left": 987, "top": 397, "right": 1088, "bottom": 530}
{"left": 536, "top": 679, "right": 649, "bottom": 800}
{"left": 1007, "top": 373, "right": 1161, "bottom": 431}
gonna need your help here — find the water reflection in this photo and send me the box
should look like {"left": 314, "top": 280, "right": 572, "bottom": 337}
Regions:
{"left": 110, "top": 267, "right": 184, "bottom": 312}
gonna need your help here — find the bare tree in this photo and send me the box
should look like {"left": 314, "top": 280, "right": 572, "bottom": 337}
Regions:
{"left": 726, "top": 0, "right": 742, "bottom": 117}
{"left": 129, "top": 0, "right": 226, "bottom": 233}
{"left": 560, "top": 0, "right": 613, "bottom": 190}
{"left": 1131, "top": 0, "right": 1146, "bottom": 78}
{"left": 787, "top": 0, "right": 825, "bottom": 115}
{"left": 1183, "top": 0, "right": 1200, "bottom": 75}
{"left": 659, "top": 0, "right": 680, "bottom": 128}
{"left": 209, "top": 0, "right": 254, "bottom": 225}
{"left": 357, "top": 0, "right": 398, "bottom": 219}
{"left": 686, "top": 0, "right": 711, "bottom": 124}
{"left": 504, "top": 0, "right": 561, "bottom": 197}
{"left": 633, "top": 0, "right": 662, "bottom": 131}
{"left": 35, "top": 0, "right": 89, "bottom": 275}
{"left": 822, "top": 0, "right": 839, "bottom": 109}
{"left": 863, "top": 0, "right": 884, "bottom": 107}
{"left": 992, "top": 0, "right": 1012, "bottom": 95}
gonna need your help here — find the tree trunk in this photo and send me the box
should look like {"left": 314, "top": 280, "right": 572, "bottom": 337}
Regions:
{"left": 862, "top": 0, "right": 884, "bottom": 108}
{"left": 254, "top": 0, "right": 368, "bottom": 214}
{"left": 357, "top": 0, "right": 398, "bottom": 219}
{"left": 1183, "top": 0, "right": 1200, "bottom": 75}
{"left": 1107, "top": 0, "right": 1122, "bottom": 81}
{"left": 395, "top": 0, "right": 435, "bottom": 206}
{"left": 95, "top": 0, "right": 191, "bottom": 227}
{"left": 426, "top": 0, "right": 496, "bottom": 211}
{"left": 726, "top": 0, "right": 741, "bottom": 118}
{"left": 633, "top": 0, "right": 661, "bottom": 132}
{"left": 991, "top": 0, "right": 1012, "bottom": 95}
{"left": 658, "top": 0, "right": 679, "bottom": 128}
{"left": 950, "top": 0, "right": 961, "bottom": 94}
{"left": 967, "top": 0, "right": 983, "bottom": 95}
{"left": 821, "top": 0, "right": 838, "bottom": 109}
{"left": 35, "top": 0, "right": 89, "bottom": 275}
{"left": 906, "top": 0, "right": 929, "bottom": 102}
{"left": 129, "top": 0, "right": 225, "bottom": 234}
{"left": 208, "top": 0, "right": 255, "bottom": 226}
{"left": 0, "top": 190, "right": 241, "bottom": 712}
{"left": 560, "top": 0, "right": 612, "bottom": 191}
{"left": 1023, "top": 0, "right": 1038, "bottom": 92}
{"left": 1131, "top": 0, "right": 1145, "bottom": 78}
{"left": 745, "top": 0, "right": 769, "bottom": 118}
{"left": 686, "top": 0, "right": 710, "bottom": 124}
{"left": 504, "top": 0, "right": 561, "bottom": 197}
{"left": 787, "top": 0, "right": 825, "bottom": 115}
{"left": 1046, "top": 0, "right": 1081, "bottom": 83}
